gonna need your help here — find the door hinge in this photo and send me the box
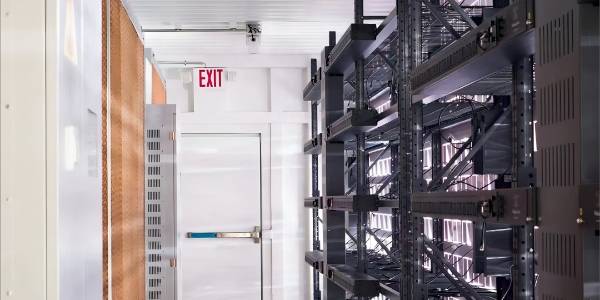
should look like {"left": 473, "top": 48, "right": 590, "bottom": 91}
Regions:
{"left": 170, "top": 131, "right": 176, "bottom": 141}
{"left": 170, "top": 258, "right": 177, "bottom": 268}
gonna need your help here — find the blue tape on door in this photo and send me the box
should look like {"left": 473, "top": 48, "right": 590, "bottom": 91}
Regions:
{"left": 187, "top": 232, "right": 218, "bottom": 238}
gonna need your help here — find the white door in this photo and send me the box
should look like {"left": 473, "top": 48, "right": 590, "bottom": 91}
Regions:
{"left": 178, "top": 134, "right": 263, "bottom": 300}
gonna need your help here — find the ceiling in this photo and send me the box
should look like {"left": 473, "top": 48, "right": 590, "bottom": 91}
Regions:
{"left": 124, "top": 0, "right": 396, "bottom": 61}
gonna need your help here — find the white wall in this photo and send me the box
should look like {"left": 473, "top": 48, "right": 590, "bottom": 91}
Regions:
{"left": 194, "top": 68, "right": 270, "bottom": 112}
{"left": 167, "top": 54, "right": 311, "bottom": 300}
{"left": 1, "top": 1, "right": 48, "bottom": 299}
{"left": 56, "top": 0, "right": 103, "bottom": 299}
{"left": 269, "top": 68, "right": 310, "bottom": 300}
{"left": 0, "top": 0, "right": 103, "bottom": 299}
{"left": 164, "top": 68, "right": 195, "bottom": 113}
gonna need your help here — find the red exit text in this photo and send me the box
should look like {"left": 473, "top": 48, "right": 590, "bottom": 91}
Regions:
{"left": 198, "top": 68, "right": 224, "bottom": 88}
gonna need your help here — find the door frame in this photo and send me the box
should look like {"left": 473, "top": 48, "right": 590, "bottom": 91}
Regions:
{"left": 176, "top": 123, "right": 272, "bottom": 300}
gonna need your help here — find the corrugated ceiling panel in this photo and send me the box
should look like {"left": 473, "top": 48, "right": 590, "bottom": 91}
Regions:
{"left": 125, "top": 0, "right": 395, "bottom": 58}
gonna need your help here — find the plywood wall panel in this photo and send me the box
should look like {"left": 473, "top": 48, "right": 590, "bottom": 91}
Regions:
{"left": 103, "top": 0, "right": 146, "bottom": 299}
{"left": 102, "top": 0, "right": 109, "bottom": 297}
{"left": 152, "top": 65, "right": 167, "bottom": 105}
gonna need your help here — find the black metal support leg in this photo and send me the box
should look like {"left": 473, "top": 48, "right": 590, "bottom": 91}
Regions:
{"left": 390, "top": 144, "right": 400, "bottom": 253}
{"left": 311, "top": 101, "right": 322, "bottom": 300}
{"left": 322, "top": 71, "right": 346, "bottom": 300}
{"left": 511, "top": 56, "right": 535, "bottom": 300}
{"left": 397, "top": 0, "right": 421, "bottom": 298}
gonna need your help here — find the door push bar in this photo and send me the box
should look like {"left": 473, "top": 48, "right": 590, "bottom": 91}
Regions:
{"left": 186, "top": 226, "right": 261, "bottom": 244}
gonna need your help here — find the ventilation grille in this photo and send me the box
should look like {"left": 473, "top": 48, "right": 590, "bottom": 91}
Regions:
{"left": 538, "top": 10, "right": 574, "bottom": 65}
{"left": 541, "top": 295, "right": 566, "bottom": 300}
{"left": 148, "top": 216, "right": 161, "bottom": 225}
{"left": 148, "top": 179, "right": 161, "bottom": 188}
{"left": 148, "top": 203, "right": 161, "bottom": 213}
{"left": 538, "top": 76, "right": 575, "bottom": 125}
{"left": 148, "top": 166, "right": 160, "bottom": 175}
{"left": 148, "top": 290, "right": 162, "bottom": 300}
{"left": 149, "top": 266, "right": 162, "bottom": 275}
{"left": 149, "top": 254, "right": 162, "bottom": 262}
{"left": 145, "top": 128, "right": 163, "bottom": 299}
{"left": 412, "top": 38, "right": 478, "bottom": 89}
{"left": 147, "top": 129, "right": 160, "bottom": 138}
{"left": 540, "top": 143, "right": 576, "bottom": 187}
{"left": 149, "top": 154, "right": 160, "bottom": 163}
{"left": 148, "top": 191, "right": 160, "bottom": 201}
{"left": 149, "top": 278, "right": 161, "bottom": 288}
{"left": 540, "top": 232, "right": 577, "bottom": 278}
{"left": 148, "top": 241, "right": 162, "bottom": 250}
{"left": 148, "top": 228, "right": 161, "bottom": 238}
{"left": 148, "top": 141, "right": 161, "bottom": 151}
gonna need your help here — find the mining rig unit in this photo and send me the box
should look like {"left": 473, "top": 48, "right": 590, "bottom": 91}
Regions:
{"left": 303, "top": 0, "right": 599, "bottom": 299}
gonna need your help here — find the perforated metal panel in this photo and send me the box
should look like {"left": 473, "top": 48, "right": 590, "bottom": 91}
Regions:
{"left": 145, "top": 105, "right": 177, "bottom": 300}
{"left": 534, "top": 1, "right": 599, "bottom": 299}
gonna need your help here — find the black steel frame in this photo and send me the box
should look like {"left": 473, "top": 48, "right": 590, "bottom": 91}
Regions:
{"left": 303, "top": 0, "right": 598, "bottom": 299}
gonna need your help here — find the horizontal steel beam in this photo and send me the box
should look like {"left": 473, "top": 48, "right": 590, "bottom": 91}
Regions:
{"left": 304, "top": 195, "right": 399, "bottom": 211}
{"left": 326, "top": 264, "right": 381, "bottom": 297}
{"left": 412, "top": 187, "right": 537, "bottom": 225}
{"left": 363, "top": 15, "right": 388, "bottom": 20}
{"left": 305, "top": 250, "right": 325, "bottom": 272}
{"left": 412, "top": 0, "right": 535, "bottom": 103}
{"left": 327, "top": 109, "right": 379, "bottom": 142}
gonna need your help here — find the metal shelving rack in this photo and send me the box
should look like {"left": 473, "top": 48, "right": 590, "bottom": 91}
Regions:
{"left": 304, "top": 0, "right": 598, "bottom": 299}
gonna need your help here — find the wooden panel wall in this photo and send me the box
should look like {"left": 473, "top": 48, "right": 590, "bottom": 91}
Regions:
{"left": 102, "top": 0, "right": 146, "bottom": 299}
{"left": 152, "top": 65, "right": 167, "bottom": 104}
{"left": 102, "top": 0, "right": 108, "bottom": 298}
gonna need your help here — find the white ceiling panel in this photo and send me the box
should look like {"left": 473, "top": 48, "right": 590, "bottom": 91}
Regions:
{"left": 125, "top": 0, "right": 396, "bottom": 59}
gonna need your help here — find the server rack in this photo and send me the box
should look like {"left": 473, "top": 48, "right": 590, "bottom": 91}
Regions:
{"left": 304, "top": 0, "right": 598, "bottom": 299}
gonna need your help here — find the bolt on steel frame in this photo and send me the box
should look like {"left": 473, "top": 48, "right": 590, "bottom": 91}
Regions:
{"left": 303, "top": 0, "right": 598, "bottom": 299}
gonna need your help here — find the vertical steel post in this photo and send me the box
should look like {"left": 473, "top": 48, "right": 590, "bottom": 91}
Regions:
{"left": 412, "top": 3, "right": 423, "bottom": 297}
{"left": 397, "top": 0, "right": 413, "bottom": 296}
{"left": 511, "top": 56, "right": 535, "bottom": 300}
{"left": 354, "top": 0, "right": 370, "bottom": 284}
{"left": 354, "top": 0, "right": 363, "bottom": 25}
{"left": 356, "top": 132, "right": 369, "bottom": 275}
{"left": 311, "top": 92, "right": 321, "bottom": 299}
{"left": 321, "top": 32, "right": 346, "bottom": 300}
{"left": 412, "top": 102, "right": 425, "bottom": 299}
{"left": 390, "top": 144, "right": 400, "bottom": 253}
{"left": 397, "top": 0, "right": 421, "bottom": 298}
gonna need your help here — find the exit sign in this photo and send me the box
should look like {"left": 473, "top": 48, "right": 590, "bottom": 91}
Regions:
{"left": 198, "top": 68, "right": 224, "bottom": 88}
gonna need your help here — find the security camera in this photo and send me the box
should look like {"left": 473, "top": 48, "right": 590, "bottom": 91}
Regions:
{"left": 246, "top": 23, "right": 262, "bottom": 53}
